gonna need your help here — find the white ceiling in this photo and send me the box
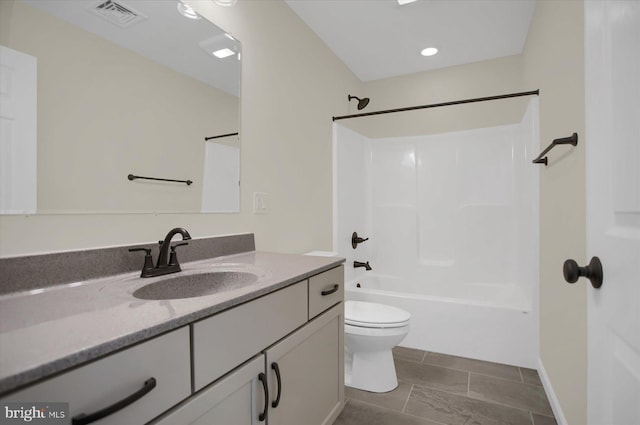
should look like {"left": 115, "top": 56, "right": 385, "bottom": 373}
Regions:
{"left": 285, "top": 0, "right": 536, "bottom": 82}
{"left": 23, "top": 0, "right": 241, "bottom": 96}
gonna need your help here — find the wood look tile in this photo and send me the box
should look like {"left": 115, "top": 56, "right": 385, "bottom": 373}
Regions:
{"left": 469, "top": 373, "right": 553, "bottom": 416}
{"left": 334, "top": 399, "right": 442, "bottom": 425}
{"left": 393, "top": 346, "right": 426, "bottom": 363}
{"left": 532, "top": 413, "right": 558, "bottom": 425}
{"left": 423, "top": 351, "right": 522, "bottom": 383}
{"left": 395, "top": 357, "right": 469, "bottom": 395}
{"left": 520, "top": 368, "right": 543, "bottom": 386}
{"left": 345, "top": 381, "right": 413, "bottom": 413}
{"left": 405, "top": 385, "right": 533, "bottom": 425}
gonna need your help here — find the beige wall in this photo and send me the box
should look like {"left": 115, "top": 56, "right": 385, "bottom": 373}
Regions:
{"left": 523, "top": 1, "right": 587, "bottom": 424}
{"left": 0, "top": 0, "right": 361, "bottom": 256}
{"left": 348, "top": 55, "right": 527, "bottom": 139}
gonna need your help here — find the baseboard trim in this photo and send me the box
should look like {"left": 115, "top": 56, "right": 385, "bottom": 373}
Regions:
{"left": 537, "top": 357, "right": 568, "bottom": 425}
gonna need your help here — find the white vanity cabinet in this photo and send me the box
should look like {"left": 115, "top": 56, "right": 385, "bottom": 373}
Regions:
{"left": 265, "top": 303, "right": 344, "bottom": 425}
{"left": 156, "top": 265, "right": 345, "bottom": 425}
{"left": 152, "top": 354, "right": 266, "bottom": 425}
{"left": 3, "top": 327, "right": 191, "bottom": 425}
{"left": 2, "top": 265, "right": 345, "bottom": 425}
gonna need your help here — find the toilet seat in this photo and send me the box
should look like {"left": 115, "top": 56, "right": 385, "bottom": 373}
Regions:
{"left": 345, "top": 300, "right": 411, "bottom": 329}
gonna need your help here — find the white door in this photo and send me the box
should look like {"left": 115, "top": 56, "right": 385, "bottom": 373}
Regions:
{"left": 0, "top": 45, "right": 37, "bottom": 214}
{"left": 585, "top": 1, "right": 640, "bottom": 424}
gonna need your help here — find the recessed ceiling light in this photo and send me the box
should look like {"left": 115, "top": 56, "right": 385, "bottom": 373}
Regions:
{"left": 397, "top": 0, "right": 418, "bottom": 5}
{"left": 177, "top": 1, "right": 201, "bottom": 19}
{"left": 213, "top": 48, "right": 235, "bottom": 58}
{"left": 421, "top": 47, "right": 438, "bottom": 57}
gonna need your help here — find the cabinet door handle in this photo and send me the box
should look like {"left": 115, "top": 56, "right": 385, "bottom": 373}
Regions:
{"left": 271, "top": 362, "right": 282, "bottom": 408}
{"left": 321, "top": 284, "right": 339, "bottom": 296}
{"left": 258, "top": 372, "right": 269, "bottom": 422}
{"left": 71, "top": 377, "right": 156, "bottom": 425}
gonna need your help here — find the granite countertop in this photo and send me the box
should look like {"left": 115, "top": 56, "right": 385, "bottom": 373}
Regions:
{"left": 0, "top": 251, "right": 344, "bottom": 395}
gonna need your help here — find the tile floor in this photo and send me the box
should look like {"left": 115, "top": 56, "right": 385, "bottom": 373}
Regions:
{"left": 334, "top": 347, "right": 557, "bottom": 425}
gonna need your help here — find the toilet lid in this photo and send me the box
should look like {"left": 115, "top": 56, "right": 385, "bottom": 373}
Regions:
{"left": 345, "top": 300, "right": 411, "bottom": 328}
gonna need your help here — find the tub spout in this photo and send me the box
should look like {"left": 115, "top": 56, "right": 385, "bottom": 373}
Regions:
{"left": 354, "top": 261, "right": 372, "bottom": 271}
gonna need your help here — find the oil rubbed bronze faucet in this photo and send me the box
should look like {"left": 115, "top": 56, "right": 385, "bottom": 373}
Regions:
{"left": 354, "top": 261, "right": 372, "bottom": 271}
{"left": 129, "top": 227, "right": 192, "bottom": 278}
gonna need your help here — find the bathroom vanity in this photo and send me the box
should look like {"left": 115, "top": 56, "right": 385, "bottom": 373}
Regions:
{"left": 0, "top": 235, "right": 345, "bottom": 425}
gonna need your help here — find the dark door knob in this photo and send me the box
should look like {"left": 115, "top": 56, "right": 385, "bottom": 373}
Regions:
{"left": 563, "top": 256, "right": 603, "bottom": 288}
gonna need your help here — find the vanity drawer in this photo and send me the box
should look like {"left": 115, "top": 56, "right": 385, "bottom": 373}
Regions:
{"left": 192, "top": 281, "right": 307, "bottom": 391}
{"left": 4, "top": 327, "right": 190, "bottom": 425}
{"left": 308, "top": 266, "right": 344, "bottom": 320}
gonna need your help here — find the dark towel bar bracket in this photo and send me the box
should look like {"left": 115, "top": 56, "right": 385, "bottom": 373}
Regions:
{"left": 128, "top": 174, "right": 193, "bottom": 186}
{"left": 532, "top": 133, "right": 578, "bottom": 166}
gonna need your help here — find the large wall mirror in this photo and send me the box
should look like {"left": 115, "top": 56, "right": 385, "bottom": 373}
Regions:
{"left": 0, "top": 0, "right": 241, "bottom": 214}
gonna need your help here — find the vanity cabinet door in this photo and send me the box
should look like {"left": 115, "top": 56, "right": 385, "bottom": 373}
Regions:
{"left": 3, "top": 327, "right": 190, "bottom": 425}
{"left": 265, "top": 303, "right": 344, "bottom": 425}
{"left": 151, "top": 355, "right": 266, "bottom": 425}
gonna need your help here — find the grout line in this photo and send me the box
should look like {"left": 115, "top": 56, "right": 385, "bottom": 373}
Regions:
{"left": 467, "top": 371, "right": 471, "bottom": 396}
{"left": 402, "top": 410, "right": 449, "bottom": 425}
{"left": 519, "top": 367, "right": 525, "bottom": 383}
{"left": 472, "top": 373, "right": 546, "bottom": 390}
{"left": 464, "top": 389, "right": 550, "bottom": 417}
{"left": 420, "top": 350, "right": 427, "bottom": 363}
{"left": 410, "top": 381, "right": 480, "bottom": 400}
{"left": 402, "top": 384, "right": 414, "bottom": 413}
{"left": 530, "top": 410, "right": 536, "bottom": 425}
{"left": 350, "top": 397, "right": 422, "bottom": 419}
{"left": 416, "top": 358, "right": 522, "bottom": 383}
{"left": 465, "top": 369, "right": 533, "bottom": 385}
{"left": 407, "top": 382, "right": 555, "bottom": 424}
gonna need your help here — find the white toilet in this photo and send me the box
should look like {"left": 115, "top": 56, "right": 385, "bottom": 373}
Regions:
{"left": 344, "top": 300, "right": 411, "bottom": 393}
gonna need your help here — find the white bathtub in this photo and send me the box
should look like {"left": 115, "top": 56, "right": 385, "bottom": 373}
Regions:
{"left": 345, "top": 274, "right": 537, "bottom": 368}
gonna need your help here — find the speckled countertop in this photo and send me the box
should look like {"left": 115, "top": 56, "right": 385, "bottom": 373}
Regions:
{"left": 0, "top": 251, "right": 344, "bottom": 395}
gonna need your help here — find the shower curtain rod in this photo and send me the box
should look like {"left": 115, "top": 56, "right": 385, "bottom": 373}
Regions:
{"left": 332, "top": 89, "right": 539, "bottom": 121}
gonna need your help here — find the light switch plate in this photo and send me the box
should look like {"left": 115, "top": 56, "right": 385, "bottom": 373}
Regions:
{"left": 253, "top": 192, "right": 269, "bottom": 214}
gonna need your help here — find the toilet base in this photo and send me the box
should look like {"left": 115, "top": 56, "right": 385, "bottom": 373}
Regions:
{"left": 345, "top": 349, "right": 398, "bottom": 393}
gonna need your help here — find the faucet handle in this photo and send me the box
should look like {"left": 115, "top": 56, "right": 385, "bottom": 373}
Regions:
{"left": 351, "top": 232, "right": 369, "bottom": 249}
{"left": 168, "top": 242, "right": 189, "bottom": 267}
{"left": 128, "top": 248, "right": 155, "bottom": 276}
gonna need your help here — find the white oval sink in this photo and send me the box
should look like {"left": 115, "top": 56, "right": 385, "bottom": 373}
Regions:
{"left": 132, "top": 271, "right": 259, "bottom": 300}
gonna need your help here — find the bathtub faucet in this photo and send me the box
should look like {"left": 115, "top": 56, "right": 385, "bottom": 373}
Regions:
{"left": 354, "top": 261, "right": 372, "bottom": 271}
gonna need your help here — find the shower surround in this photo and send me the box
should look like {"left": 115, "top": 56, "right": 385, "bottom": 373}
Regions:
{"left": 333, "top": 100, "right": 539, "bottom": 367}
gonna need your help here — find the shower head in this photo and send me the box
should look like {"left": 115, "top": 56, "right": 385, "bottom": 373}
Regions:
{"left": 348, "top": 95, "right": 370, "bottom": 110}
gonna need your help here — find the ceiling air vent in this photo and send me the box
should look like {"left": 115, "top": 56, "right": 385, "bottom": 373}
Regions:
{"left": 91, "top": 0, "right": 147, "bottom": 28}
